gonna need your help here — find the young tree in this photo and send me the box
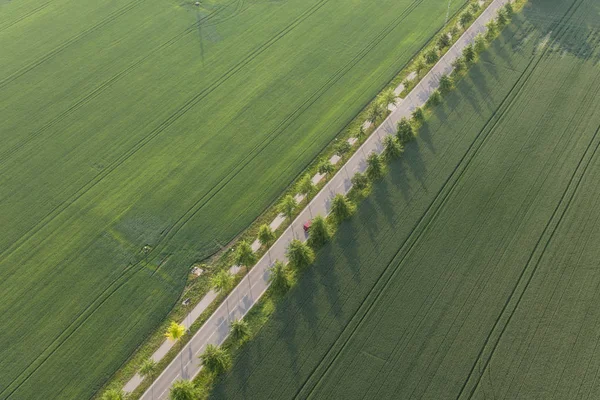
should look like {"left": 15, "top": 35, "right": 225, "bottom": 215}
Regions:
{"left": 425, "top": 48, "right": 439, "bottom": 65}
{"left": 307, "top": 215, "right": 332, "bottom": 248}
{"left": 439, "top": 74, "right": 454, "bottom": 95}
{"left": 366, "top": 101, "right": 385, "bottom": 125}
{"left": 278, "top": 194, "right": 297, "bottom": 220}
{"left": 165, "top": 321, "right": 186, "bottom": 342}
{"left": 357, "top": 125, "right": 366, "bottom": 139}
{"left": 331, "top": 194, "right": 355, "bottom": 221}
{"left": 437, "top": 33, "right": 451, "bottom": 49}
{"left": 463, "top": 44, "right": 475, "bottom": 64}
{"left": 383, "top": 135, "right": 404, "bottom": 160}
{"left": 286, "top": 239, "right": 315, "bottom": 269}
{"left": 426, "top": 90, "right": 442, "bottom": 108}
{"left": 235, "top": 240, "right": 256, "bottom": 269}
{"left": 415, "top": 57, "right": 427, "bottom": 76}
{"left": 335, "top": 140, "right": 352, "bottom": 155}
{"left": 460, "top": 10, "right": 474, "bottom": 26}
{"left": 101, "top": 389, "right": 127, "bottom": 400}
{"left": 470, "top": 1, "right": 481, "bottom": 13}
{"left": 366, "top": 153, "right": 385, "bottom": 180}
{"left": 497, "top": 8, "right": 508, "bottom": 27}
{"left": 298, "top": 173, "right": 315, "bottom": 200}
{"left": 397, "top": 117, "right": 414, "bottom": 143}
{"left": 351, "top": 172, "right": 369, "bottom": 191}
{"left": 485, "top": 20, "right": 498, "bottom": 42}
{"left": 200, "top": 344, "right": 231, "bottom": 376}
{"left": 139, "top": 358, "right": 157, "bottom": 381}
{"left": 412, "top": 107, "right": 425, "bottom": 123}
{"left": 169, "top": 380, "right": 198, "bottom": 400}
{"left": 318, "top": 160, "right": 334, "bottom": 178}
{"left": 504, "top": 2, "right": 514, "bottom": 17}
{"left": 211, "top": 269, "right": 233, "bottom": 293}
{"left": 379, "top": 88, "right": 397, "bottom": 109}
{"left": 450, "top": 25, "right": 460, "bottom": 38}
{"left": 269, "top": 260, "right": 291, "bottom": 292}
{"left": 258, "top": 224, "right": 275, "bottom": 248}
{"left": 474, "top": 34, "right": 487, "bottom": 54}
{"left": 230, "top": 319, "right": 249, "bottom": 342}
{"left": 452, "top": 56, "right": 466, "bottom": 73}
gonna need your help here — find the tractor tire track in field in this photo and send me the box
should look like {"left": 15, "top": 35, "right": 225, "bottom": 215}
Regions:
{"left": 460, "top": 124, "right": 600, "bottom": 400}
{"left": 0, "top": 0, "right": 54, "bottom": 32}
{"left": 476, "top": 26, "right": 600, "bottom": 400}
{"left": 0, "top": 0, "right": 334, "bottom": 395}
{"left": 0, "top": 0, "right": 147, "bottom": 89}
{"left": 0, "top": 1, "right": 232, "bottom": 166}
{"left": 452, "top": 1, "right": 594, "bottom": 397}
{"left": 0, "top": 0, "right": 329, "bottom": 268}
{"left": 294, "top": 37, "right": 546, "bottom": 399}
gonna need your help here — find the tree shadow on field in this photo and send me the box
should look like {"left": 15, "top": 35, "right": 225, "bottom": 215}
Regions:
{"left": 456, "top": 75, "right": 484, "bottom": 116}
{"left": 418, "top": 118, "right": 436, "bottom": 154}
{"left": 523, "top": 0, "right": 600, "bottom": 63}
{"left": 336, "top": 221, "right": 362, "bottom": 283}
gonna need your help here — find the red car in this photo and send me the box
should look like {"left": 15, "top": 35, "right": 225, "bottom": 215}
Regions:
{"left": 303, "top": 220, "right": 312, "bottom": 232}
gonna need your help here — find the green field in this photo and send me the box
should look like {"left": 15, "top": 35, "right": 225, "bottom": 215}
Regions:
{"left": 0, "top": 0, "right": 473, "bottom": 398}
{"left": 211, "top": 0, "right": 600, "bottom": 398}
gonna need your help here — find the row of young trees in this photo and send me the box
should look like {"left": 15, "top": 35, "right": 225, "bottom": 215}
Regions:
{"left": 102, "top": 4, "right": 517, "bottom": 399}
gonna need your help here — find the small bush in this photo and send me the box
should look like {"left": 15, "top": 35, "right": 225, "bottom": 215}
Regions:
{"left": 397, "top": 118, "right": 414, "bottom": 143}
{"left": 460, "top": 10, "right": 474, "bottom": 26}
{"left": 439, "top": 74, "right": 453, "bottom": 95}
{"left": 474, "top": 34, "right": 487, "bottom": 54}
{"left": 437, "top": 33, "right": 451, "bottom": 49}
{"left": 269, "top": 260, "right": 292, "bottom": 292}
{"left": 286, "top": 239, "right": 315, "bottom": 268}
{"left": 331, "top": 194, "right": 355, "bottom": 221}
{"left": 200, "top": 344, "right": 231, "bottom": 376}
{"left": 425, "top": 48, "right": 439, "bottom": 65}
{"left": 485, "top": 20, "right": 498, "bottom": 42}
{"left": 307, "top": 215, "right": 332, "bottom": 248}
{"left": 351, "top": 172, "right": 369, "bottom": 191}
{"left": 383, "top": 135, "right": 404, "bottom": 161}
{"left": 463, "top": 44, "right": 475, "bottom": 64}
{"left": 366, "top": 153, "right": 385, "bottom": 181}
{"left": 452, "top": 57, "right": 466, "bottom": 73}
{"left": 258, "top": 224, "right": 275, "bottom": 248}
{"left": 412, "top": 107, "right": 425, "bottom": 123}
{"left": 426, "top": 90, "right": 442, "bottom": 108}
{"left": 230, "top": 319, "right": 249, "bottom": 342}
{"left": 497, "top": 8, "right": 508, "bottom": 26}
{"left": 335, "top": 140, "right": 352, "bottom": 155}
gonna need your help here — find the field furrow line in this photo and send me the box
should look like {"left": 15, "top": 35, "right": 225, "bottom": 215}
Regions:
{"left": 463, "top": 122, "right": 600, "bottom": 400}
{"left": 490, "top": 40, "right": 600, "bottom": 400}
{"left": 0, "top": 2, "right": 229, "bottom": 167}
{"left": 0, "top": 0, "right": 54, "bottom": 32}
{"left": 0, "top": 0, "right": 146, "bottom": 89}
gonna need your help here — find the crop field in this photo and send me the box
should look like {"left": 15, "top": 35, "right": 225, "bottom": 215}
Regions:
{"left": 211, "top": 0, "right": 600, "bottom": 398}
{"left": 0, "top": 0, "right": 472, "bottom": 398}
